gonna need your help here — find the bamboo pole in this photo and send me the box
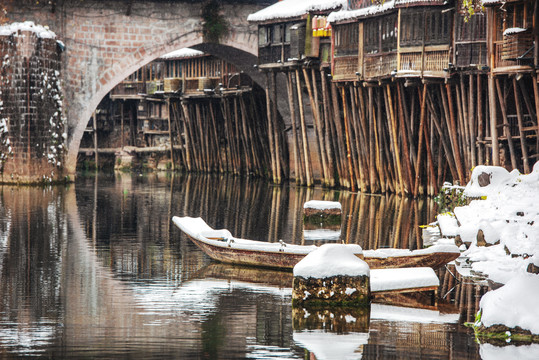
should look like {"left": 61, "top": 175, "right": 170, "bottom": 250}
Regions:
{"left": 396, "top": 83, "right": 414, "bottom": 192}
{"left": 533, "top": 74, "right": 539, "bottom": 154}
{"left": 331, "top": 81, "right": 349, "bottom": 188}
{"left": 477, "top": 74, "right": 484, "bottom": 165}
{"left": 264, "top": 72, "right": 277, "bottom": 182}
{"left": 341, "top": 86, "right": 357, "bottom": 192}
{"left": 386, "top": 85, "right": 404, "bottom": 195}
{"left": 426, "top": 90, "right": 458, "bottom": 181}
{"left": 413, "top": 83, "right": 428, "bottom": 197}
{"left": 495, "top": 77, "right": 517, "bottom": 169}
{"left": 355, "top": 85, "right": 371, "bottom": 192}
{"left": 271, "top": 71, "right": 283, "bottom": 183}
{"left": 288, "top": 71, "right": 305, "bottom": 185}
{"left": 488, "top": 74, "right": 500, "bottom": 166}
{"left": 469, "top": 74, "right": 476, "bottom": 168}
{"left": 180, "top": 102, "right": 193, "bottom": 171}
{"left": 349, "top": 85, "right": 367, "bottom": 192}
{"left": 513, "top": 77, "right": 530, "bottom": 173}
{"left": 295, "top": 68, "right": 313, "bottom": 187}
{"left": 304, "top": 67, "right": 329, "bottom": 185}
{"left": 367, "top": 86, "right": 379, "bottom": 193}
{"left": 320, "top": 69, "right": 335, "bottom": 187}
{"left": 166, "top": 99, "right": 175, "bottom": 170}
{"left": 444, "top": 84, "right": 465, "bottom": 184}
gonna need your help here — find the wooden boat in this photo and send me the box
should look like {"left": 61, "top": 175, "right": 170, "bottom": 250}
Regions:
{"left": 172, "top": 216, "right": 461, "bottom": 270}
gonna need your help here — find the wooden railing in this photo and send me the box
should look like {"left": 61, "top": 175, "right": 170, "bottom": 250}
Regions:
{"left": 502, "top": 31, "right": 534, "bottom": 61}
{"left": 111, "top": 81, "right": 145, "bottom": 97}
{"left": 333, "top": 56, "right": 358, "bottom": 81}
{"left": 398, "top": 48, "right": 450, "bottom": 76}
{"left": 364, "top": 53, "right": 397, "bottom": 79}
{"left": 494, "top": 41, "right": 515, "bottom": 69}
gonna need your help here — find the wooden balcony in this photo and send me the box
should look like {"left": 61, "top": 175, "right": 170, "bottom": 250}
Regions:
{"left": 502, "top": 30, "right": 533, "bottom": 61}
{"left": 258, "top": 44, "right": 291, "bottom": 66}
{"left": 398, "top": 47, "right": 450, "bottom": 78}
{"left": 110, "top": 81, "right": 145, "bottom": 99}
{"left": 364, "top": 53, "right": 397, "bottom": 80}
{"left": 333, "top": 56, "right": 358, "bottom": 82}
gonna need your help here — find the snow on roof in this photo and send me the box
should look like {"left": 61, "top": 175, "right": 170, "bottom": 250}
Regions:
{"left": 160, "top": 48, "right": 205, "bottom": 60}
{"left": 293, "top": 243, "right": 368, "bottom": 278}
{"left": 328, "top": 0, "right": 395, "bottom": 23}
{"left": 503, "top": 27, "right": 529, "bottom": 36}
{"left": 247, "top": 0, "right": 346, "bottom": 23}
{"left": 481, "top": 0, "right": 503, "bottom": 5}
{"left": 0, "top": 21, "right": 56, "bottom": 39}
{"left": 370, "top": 267, "right": 439, "bottom": 292}
{"left": 394, "top": 0, "right": 447, "bottom": 6}
{"left": 303, "top": 200, "right": 341, "bottom": 210}
{"left": 480, "top": 273, "right": 539, "bottom": 334}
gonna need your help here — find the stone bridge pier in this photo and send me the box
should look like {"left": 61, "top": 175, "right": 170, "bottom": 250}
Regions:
{"left": 4, "top": 0, "right": 285, "bottom": 181}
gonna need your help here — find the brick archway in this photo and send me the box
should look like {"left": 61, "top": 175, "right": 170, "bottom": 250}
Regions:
{"left": 7, "top": 0, "right": 272, "bottom": 176}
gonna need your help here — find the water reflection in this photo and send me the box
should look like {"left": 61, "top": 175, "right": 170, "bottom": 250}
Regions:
{"left": 0, "top": 172, "right": 503, "bottom": 358}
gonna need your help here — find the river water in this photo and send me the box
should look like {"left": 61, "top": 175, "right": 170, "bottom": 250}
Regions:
{"left": 0, "top": 172, "right": 486, "bottom": 358}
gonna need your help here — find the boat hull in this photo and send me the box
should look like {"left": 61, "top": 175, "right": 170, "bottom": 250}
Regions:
{"left": 187, "top": 234, "right": 459, "bottom": 270}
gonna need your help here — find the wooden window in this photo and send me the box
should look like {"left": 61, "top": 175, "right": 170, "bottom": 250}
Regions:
{"left": 285, "top": 23, "right": 292, "bottom": 43}
{"left": 334, "top": 22, "right": 359, "bottom": 57}
{"left": 381, "top": 14, "right": 397, "bottom": 52}
{"left": 258, "top": 26, "right": 269, "bottom": 46}
{"left": 273, "top": 24, "right": 283, "bottom": 44}
{"left": 364, "top": 18, "right": 378, "bottom": 54}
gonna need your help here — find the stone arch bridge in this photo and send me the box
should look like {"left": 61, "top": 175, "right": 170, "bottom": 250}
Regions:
{"left": 7, "top": 0, "right": 281, "bottom": 177}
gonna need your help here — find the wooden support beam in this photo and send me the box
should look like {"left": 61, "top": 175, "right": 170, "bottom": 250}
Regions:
{"left": 296, "top": 68, "right": 313, "bottom": 187}
{"left": 495, "top": 77, "right": 518, "bottom": 169}
{"left": 513, "top": 77, "right": 530, "bottom": 173}
{"left": 488, "top": 74, "right": 500, "bottom": 166}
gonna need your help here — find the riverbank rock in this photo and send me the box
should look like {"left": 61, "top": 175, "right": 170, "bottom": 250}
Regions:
{"left": 292, "top": 244, "right": 369, "bottom": 307}
{"left": 303, "top": 200, "right": 342, "bottom": 230}
{"left": 475, "top": 273, "right": 539, "bottom": 343}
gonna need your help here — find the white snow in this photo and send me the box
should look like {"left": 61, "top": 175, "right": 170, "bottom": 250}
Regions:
{"left": 0, "top": 21, "right": 56, "bottom": 39}
{"left": 370, "top": 267, "right": 439, "bottom": 292}
{"left": 363, "top": 243, "right": 459, "bottom": 259}
{"left": 503, "top": 27, "right": 529, "bottom": 36}
{"left": 436, "top": 213, "right": 459, "bottom": 237}
{"left": 479, "top": 273, "right": 539, "bottom": 334}
{"left": 480, "top": 343, "right": 539, "bottom": 360}
{"left": 160, "top": 48, "right": 204, "bottom": 60}
{"left": 450, "top": 163, "right": 539, "bottom": 283}
{"left": 293, "top": 243, "right": 368, "bottom": 278}
{"left": 293, "top": 330, "right": 368, "bottom": 360}
{"left": 371, "top": 303, "right": 459, "bottom": 324}
{"left": 328, "top": 0, "right": 395, "bottom": 23}
{"left": 304, "top": 200, "right": 342, "bottom": 211}
{"left": 247, "top": 0, "right": 346, "bottom": 23}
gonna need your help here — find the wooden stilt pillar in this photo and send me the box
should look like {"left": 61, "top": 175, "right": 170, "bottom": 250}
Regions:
{"left": 287, "top": 71, "right": 303, "bottom": 185}
{"left": 513, "top": 77, "right": 530, "bottom": 173}
{"left": 296, "top": 68, "right": 313, "bottom": 187}
{"left": 488, "top": 74, "right": 500, "bottom": 166}
{"left": 495, "top": 77, "right": 517, "bottom": 169}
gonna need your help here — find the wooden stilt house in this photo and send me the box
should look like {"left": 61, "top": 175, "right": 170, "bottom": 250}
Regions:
{"left": 483, "top": 0, "right": 538, "bottom": 173}
{"left": 453, "top": 0, "right": 487, "bottom": 70}
{"left": 248, "top": 0, "right": 345, "bottom": 68}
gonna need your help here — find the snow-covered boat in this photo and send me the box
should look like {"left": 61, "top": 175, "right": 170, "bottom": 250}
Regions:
{"left": 172, "top": 216, "right": 460, "bottom": 270}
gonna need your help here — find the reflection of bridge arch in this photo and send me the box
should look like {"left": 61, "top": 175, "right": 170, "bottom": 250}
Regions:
{"left": 8, "top": 0, "right": 282, "bottom": 176}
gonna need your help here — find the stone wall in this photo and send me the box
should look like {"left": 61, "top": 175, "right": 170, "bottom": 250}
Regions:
{"left": 0, "top": 27, "right": 66, "bottom": 183}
